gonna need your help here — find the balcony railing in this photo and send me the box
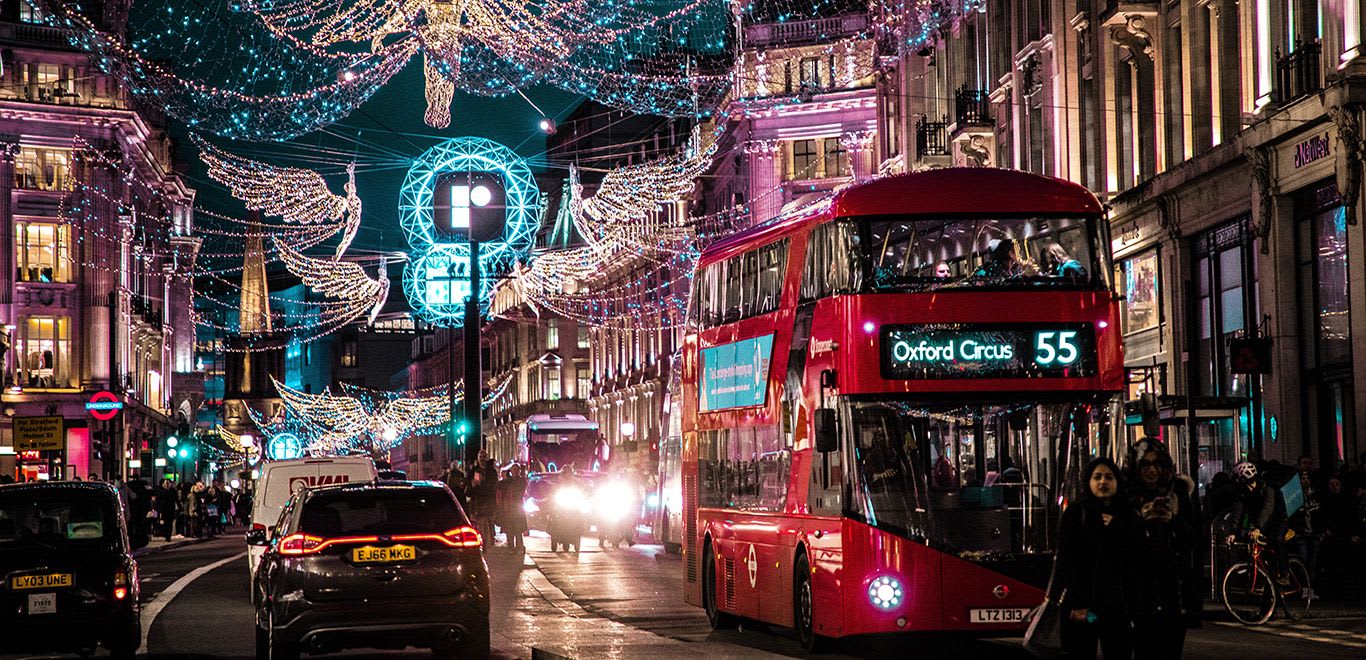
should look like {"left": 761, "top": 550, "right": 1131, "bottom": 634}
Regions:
{"left": 1274, "top": 39, "right": 1323, "bottom": 104}
{"left": 954, "top": 87, "right": 992, "bottom": 127}
{"left": 745, "top": 14, "right": 869, "bottom": 47}
{"left": 916, "top": 115, "right": 950, "bottom": 158}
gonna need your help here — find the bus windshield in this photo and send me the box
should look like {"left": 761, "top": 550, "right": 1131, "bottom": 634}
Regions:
{"left": 527, "top": 429, "right": 605, "bottom": 473}
{"left": 842, "top": 397, "right": 1111, "bottom": 561}
{"left": 860, "top": 216, "right": 1106, "bottom": 291}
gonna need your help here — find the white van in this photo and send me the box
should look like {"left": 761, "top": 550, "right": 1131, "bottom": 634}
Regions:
{"left": 246, "top": 456, "right": 377, "bottom": 580}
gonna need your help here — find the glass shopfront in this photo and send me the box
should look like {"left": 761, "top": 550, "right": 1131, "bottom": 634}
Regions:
{"left": 1296, "top": 181, "right": 1355, "bottom": 465}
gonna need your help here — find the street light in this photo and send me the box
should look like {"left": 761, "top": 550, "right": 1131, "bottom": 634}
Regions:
{"left": 620, "top": 421, "right": 635, "bottom": 438}
{"left": 239, "top": 434, "right": 255, "bottom": 449}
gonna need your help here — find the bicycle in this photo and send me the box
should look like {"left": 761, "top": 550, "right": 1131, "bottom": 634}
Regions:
{"left": 1219, "top": 539, "right": 1312, "bottom": 625}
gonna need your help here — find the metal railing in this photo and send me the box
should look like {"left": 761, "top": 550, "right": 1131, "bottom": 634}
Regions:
{"left": 915, "top": 115, "right": 950, "bottom": 157}
{"left": 1274, "top": 39, "right": 1323, "bottom": 104}
{"left": 744, "top": 14, "right": 868, "bottom": 46}
{"left": 955, "top": 87, "right": 992, "bottom": 127}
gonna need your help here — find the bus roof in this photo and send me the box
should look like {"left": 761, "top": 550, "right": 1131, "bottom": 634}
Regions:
{"left": 701, "top": 168, "right": 1103, "bottom": 265}
{"left": 526, "top": 413, "right": 599, "bottom": 432}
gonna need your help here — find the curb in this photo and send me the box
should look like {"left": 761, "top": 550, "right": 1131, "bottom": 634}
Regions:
{"left": 132, "top": 535, "right": 216, "bottom": 558}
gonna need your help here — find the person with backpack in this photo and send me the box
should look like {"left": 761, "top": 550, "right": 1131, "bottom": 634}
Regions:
{"left": 1227, "top": 461, "right": 1289, "bottom": 583}
{"left": 1123, "top": 438, "right": 1201, "bottom": 659}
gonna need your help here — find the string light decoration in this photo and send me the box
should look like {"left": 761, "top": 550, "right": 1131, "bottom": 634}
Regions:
{"left": 268, "top": 375, "right": 512, "bottom": 454}
{"left": 275, "top": 241, "right": 391, "bottom": 326}
{"left": 196, "top": 136, "right": 363, "bottom": 260}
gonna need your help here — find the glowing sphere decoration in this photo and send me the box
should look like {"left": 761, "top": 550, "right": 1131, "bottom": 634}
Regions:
{"left": 268, "top": 433, "right": 305, "bottom": 460}
{"left": 400, "top": 138, "right": 540, "bottom": 326}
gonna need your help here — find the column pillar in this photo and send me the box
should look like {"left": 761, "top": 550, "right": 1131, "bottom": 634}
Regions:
{"left": 0, "top": 140, "right": 18, "bottom": 392}
{"left": 840, "top": 131, "right": 876, "bottom": 181}
{"left": 744, "top": 139, "right": 782, "bottom": 224}
{"left": 75, "top": 151, "right": 116, "bottom": 390}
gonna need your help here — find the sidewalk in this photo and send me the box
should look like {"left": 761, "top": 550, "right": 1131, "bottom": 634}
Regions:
{"left": 132, "top": 525, "right": 244, "bottom": 557}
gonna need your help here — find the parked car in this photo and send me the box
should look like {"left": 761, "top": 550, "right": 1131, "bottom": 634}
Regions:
{"left": 0, "top": 481, "right": 145, "bottom": 658}
{"left": 249, "top": 480, "right": 490, "bottom": 659}
{"left": 247, "top": 456, "right": 376, "bottom": 583}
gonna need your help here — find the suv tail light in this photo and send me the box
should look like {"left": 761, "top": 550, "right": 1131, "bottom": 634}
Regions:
{"left": 279, "top": 533, "right": 327, "bottom": 556}
{"left": 439, "top": 526, "right": 482, "bottom": 548}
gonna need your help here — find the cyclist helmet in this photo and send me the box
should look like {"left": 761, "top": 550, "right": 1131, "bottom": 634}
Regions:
{"left": 1233, "top": 461, "right": 1258, "bottom": 483}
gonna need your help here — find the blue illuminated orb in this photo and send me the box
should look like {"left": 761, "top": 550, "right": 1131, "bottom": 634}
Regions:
{"left": 268, "top": 433, "right": 305, "bottom": 461}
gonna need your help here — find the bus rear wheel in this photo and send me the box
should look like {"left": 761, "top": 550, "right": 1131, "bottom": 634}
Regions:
{"left": 703, "top": 541, "right": 737, "bottom": 630}
{"left": 794, "top": 554, "right": 828, "bottom": 653}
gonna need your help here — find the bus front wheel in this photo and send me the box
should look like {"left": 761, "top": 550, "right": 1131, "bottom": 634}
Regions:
{"left": 703, "top": 541, "right": 737, "bottom": 630}
{"left": 794, "top": 554, "right": 829, "bottom": 653}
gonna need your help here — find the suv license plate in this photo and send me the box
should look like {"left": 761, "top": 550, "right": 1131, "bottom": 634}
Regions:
{"left": 969, "top": 608, "right": 1028, "bottom": 623}
{"left": 352, "top": 545, "right": 416, "bottom": 563}
{"left": 28, "top": 593, "right": 57, "bottom": 614}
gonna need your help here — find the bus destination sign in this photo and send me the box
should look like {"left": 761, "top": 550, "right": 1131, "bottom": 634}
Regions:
{"left": 881, "top": 323, "right": 1097, "bottom": 379}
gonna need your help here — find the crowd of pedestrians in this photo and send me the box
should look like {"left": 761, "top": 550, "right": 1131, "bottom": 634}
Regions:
{"left": 437, "top": 450, "right": 529, "bottom": 551}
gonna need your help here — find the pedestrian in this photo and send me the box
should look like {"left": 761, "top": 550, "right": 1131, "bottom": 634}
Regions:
{"left": 189, "top": 481, "right": 207, "bottom": 538}
{"left": 469, "top": 454, "right": 498, "bottom": 549}
{"left": 1288, "top": 469, "right": 1322, "bottom": 595}
{"left": 1318, "top": 475, "right": 1358, "bottom": 596}
{"left": 88, "top": 473, "right": 100, "bottom": 482}
{"left": 500, "top": 464, "right": 529, "bottom": 551}
{"left": 443, "top": 461, "right": 468, "bottom": 511}
{"left": 156, "top": 478, "right": 178, "bottom": 541}
{"left": 215, "top": 480, "right": 233, "bottom": 532}
{"left": 1123, "top": 438, "right": 1201, "bottom": 660}
{"left": 1057, "top": 457, "right": 1139, "bottom": 660}
{"left": 236, "top": 487, "right": 254, "bottom": 526}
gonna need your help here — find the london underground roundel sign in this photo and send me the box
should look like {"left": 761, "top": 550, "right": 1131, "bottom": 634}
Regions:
{"left": 86, "top": 391, "right": 123, "bottom": 421}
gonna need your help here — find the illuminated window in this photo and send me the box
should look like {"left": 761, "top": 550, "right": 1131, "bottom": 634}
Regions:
{"left": 14, "top": 222, "right": 71, "bottom": 282}
{"left": 545, "top": 319, "right": 559, "bottom": 350}
{"left": 14, "top": 147, "right": 73, "bottom": 191}
{"left": 18, "top": 315, "right": 70, "bottom": 388}
{"left": 799, "top": 57, "right": 821, "bottom": 88}
{"left": 340, "top": 340, "right": 358, "bottom": 368}
{"left": 19, "top": 1, "right": 44, "bottom": 24}
{"left": 576, "top": 325, "right": 589, "bottom": 349}
{"left": 823, "top": 138, "right": 849, "bottom": 178}
{"left": 546, "top": 367, "right": 561, "bottom": 400}
{"left": 576, "top": 365, "right": 590, "bottom": 399}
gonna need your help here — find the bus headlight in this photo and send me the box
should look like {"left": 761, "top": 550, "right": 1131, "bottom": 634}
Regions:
{"left": 554, "top": 486, "right": 586, "bottom": 510}
{"left": 868, "top": 575, "right": 903, "bottom": 610}
{"left": 523, "top": 498, "right": 540, "bottom": 514}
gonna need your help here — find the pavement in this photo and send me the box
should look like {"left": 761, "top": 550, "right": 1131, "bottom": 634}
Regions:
{"left": 7, "top": 530, "right": 1366, "bottom": 659}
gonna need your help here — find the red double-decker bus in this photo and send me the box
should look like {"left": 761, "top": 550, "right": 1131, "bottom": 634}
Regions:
{"left": 680, "top": 168, "right": 1124, "bottom": 649}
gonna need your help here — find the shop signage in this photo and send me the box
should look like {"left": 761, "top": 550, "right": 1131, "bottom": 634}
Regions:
{"left": 881, "top": 324, "right": 1098, "bottom": 379}
{"left": 85, "top": 391, "right": 123, "bottom": 421}
{"left": 1293, "top": 132, "right": 1331, "bottom": 169}
{"left": 13, "top": 416, "right": 65, "bottom": 452}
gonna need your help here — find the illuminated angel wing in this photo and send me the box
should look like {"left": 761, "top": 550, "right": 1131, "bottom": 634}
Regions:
{"left": 249, "top": 0, "right": 423, "bottom": 47}
{"left": 276, "top": 240, "right": 385, "bottom": 300}
{"left": 195, "top": 134, "right": 349, "bottom": 226}
{"left": 272, "top": 377, "right": 371, "bottom": 438}
{"left": 580, "top": 128, "right": 717, "bottom": 226}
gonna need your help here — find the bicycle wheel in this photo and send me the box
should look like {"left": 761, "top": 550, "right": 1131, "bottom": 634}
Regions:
{"left": 1222, "top": 562, "right": 1276, "bottom": 625}
{"left": 1281, "top": 558, "right": 1313, "bottom": 621}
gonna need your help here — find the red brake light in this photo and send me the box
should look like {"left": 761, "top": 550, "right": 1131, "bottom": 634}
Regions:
{"left": 113, "top": 587, "right": 128, "bottom": 600}
{"left": 440, "top": 526, "right": 482, "bottom": 548}
{"left": 278, "top": 533, "right": 326, "bottom": 556}
{"left": 252, "top": 522, "right": 267, "bottom": 531}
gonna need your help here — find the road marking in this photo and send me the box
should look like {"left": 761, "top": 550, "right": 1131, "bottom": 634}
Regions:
{"left": 138, "top": 551, "right": 246, "bottom": 655}
{"left": 1214, "top": 621, "right": 1366, "bottom": 649}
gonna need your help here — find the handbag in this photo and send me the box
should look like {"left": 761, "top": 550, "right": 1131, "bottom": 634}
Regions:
{"left": 1023, "top": 555, "right": 1067, "bottom": 660}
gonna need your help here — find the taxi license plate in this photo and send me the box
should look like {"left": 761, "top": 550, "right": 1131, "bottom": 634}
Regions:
{"left": 27, "top": 592, "right": 57, "bottom": 615}
{"left": 10, "top": 573, "right": 73, "bottom": 590}
{"left": 352, "top": 545, "right": 416, "bottom": 563}
{"left": 969, "top": 608, "right": 1029, "bottom": 623}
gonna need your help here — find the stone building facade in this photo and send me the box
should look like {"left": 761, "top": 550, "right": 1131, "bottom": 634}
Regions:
{"left": 892, "top": 0, "right": 1366, "bottom": 477}
{"left": 0, "top": 1, "right": 198, "bottom": 481}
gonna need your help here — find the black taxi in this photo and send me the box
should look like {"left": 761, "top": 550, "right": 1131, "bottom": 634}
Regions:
{"left": 0, "top": 481, "right": 144, "bottom": 657}
{"left": 250, "top": 480, "right": 490, "bottom": 659}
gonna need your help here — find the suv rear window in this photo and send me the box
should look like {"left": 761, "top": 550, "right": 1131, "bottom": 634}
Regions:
{"left": 299, "top": 489, "right": 466, "bottom": 536}
{"left": 0, "top": 490, "right": 117, "bottom": 547}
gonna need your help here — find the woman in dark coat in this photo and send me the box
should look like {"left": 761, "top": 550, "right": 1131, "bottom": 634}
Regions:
{"left": 1057, "top": 457, "right": 1140, "bottom": 660}
{"left": 500, "top": 465, "right": 529, "bottom": 551}
{"left": 1123, "top": 438, "right": 1201, "bottom": 659}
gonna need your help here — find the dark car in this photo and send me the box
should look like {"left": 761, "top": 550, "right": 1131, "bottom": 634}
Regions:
{"left": 0, "top": 481, "right": 144, "bottom": 657}
{"left": 249, "top": 480, "right": 490, "bottom": 659}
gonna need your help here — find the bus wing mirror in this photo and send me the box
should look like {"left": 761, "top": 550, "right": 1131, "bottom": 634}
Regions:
{"left": 814, "top": 409, "right": 838, "bottom": 453}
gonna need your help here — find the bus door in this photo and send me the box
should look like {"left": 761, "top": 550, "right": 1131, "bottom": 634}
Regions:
{"left": 804, "top": 411, "right": 845, "bottom": 636}
{"left": 701, "top": 428, "right": 764, "bottom": 620}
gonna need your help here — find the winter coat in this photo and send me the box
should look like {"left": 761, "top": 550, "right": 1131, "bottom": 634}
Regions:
{"left": 1056, "top": 496, "right": 1142, "bottom": 624}
{"left": 1128, "top": 475, "right": 1203, "bottom": 623}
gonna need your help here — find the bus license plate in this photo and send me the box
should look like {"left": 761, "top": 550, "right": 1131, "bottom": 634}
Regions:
{"left": 28, "top": 593, "right": 57, "bottom": 614}
{"left": 969, "top": 608, "right": 1028, "bottom": 623}
{"left": 11, "top": 573, "right": 73, "bottom": 590}
{"left": 352, "top": 545, "right": 416, "bottom": 563}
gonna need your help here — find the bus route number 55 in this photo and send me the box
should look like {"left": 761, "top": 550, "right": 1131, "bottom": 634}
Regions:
{"left": 1034, "top": 331, "right": 1079, "bottom": 366}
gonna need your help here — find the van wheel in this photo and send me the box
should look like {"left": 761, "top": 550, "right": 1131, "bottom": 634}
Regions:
{"left": 794, "top": 554, "right": 828, "bottom": 652}
{"left": 702, "top": 541, "right": 737, "bottom": 630}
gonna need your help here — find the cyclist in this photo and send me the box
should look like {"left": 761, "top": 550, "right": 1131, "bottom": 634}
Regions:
{"left": 1226, "top": 461, "right": 1289, "bottom": 584}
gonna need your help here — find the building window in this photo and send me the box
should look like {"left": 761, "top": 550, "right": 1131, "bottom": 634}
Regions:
{"left": 340, "top": 340, "right": 358, "bottom": 368}
{"left": 576, "top": 325, "right": 589, "bottom": 349}
{"left": 19, "top": 1, "right": 44, "bottom": 24}
{"left": 546, "top": 320, "right": 559, "bottom": 350}
{"left": 1300, "top": 205, "right": 1350, "bottom": 367}
{"left": 1193, "top": 219, "right": 1256, "bottom": 398}
{"left": 14, "top": 147, "right": 73, "bottom": 191}
{"left": 799, "top": 57, "right": 821, "bottom": 89}
{"left": 791, "top": 139, "right": 819, "bottom": 179}
{"left": 1119, "top": 250, "right": 1160, "bottom": 334}
{"left": 576, "top": 365, "right": 590, "bottom": 399}
{"left": 545, "top": 367, "right": 561, "bottom": 400}
{"left": 823, "top": 137, "right": 849, "bottom": 178}
{"left": 14, "top": 222, "right": 71, "bottom": 282}
{"left": 17, "top": 315, "right": 70, "bottom": 388}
